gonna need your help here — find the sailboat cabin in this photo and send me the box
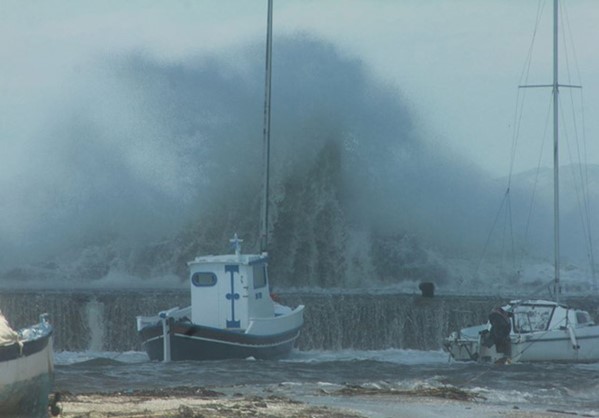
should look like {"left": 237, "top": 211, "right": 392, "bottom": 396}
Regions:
{"left": 187, "top": 238, "right": 273, "bottom": 331}
{"left": 509, "top": 300, "right": 595, "bottom": 333}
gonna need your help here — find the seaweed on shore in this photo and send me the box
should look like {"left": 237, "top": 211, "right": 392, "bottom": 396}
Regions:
{"left": 336, "top": 384, "right": 485, "bottom": 401}
{"left": 58, "top": 386, "right": 225, "bottom": 400}
{"left": 56, "top": 390, "right": 367, "bottom": 418}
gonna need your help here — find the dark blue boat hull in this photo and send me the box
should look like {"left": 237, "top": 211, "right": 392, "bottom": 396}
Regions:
{"left": 139, "top": 321, "right": 301, "bottom": 361}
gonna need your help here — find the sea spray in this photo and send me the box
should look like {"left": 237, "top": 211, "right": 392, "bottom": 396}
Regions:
{"left": 0, "top": 290, "right": 557, "bottom": 352}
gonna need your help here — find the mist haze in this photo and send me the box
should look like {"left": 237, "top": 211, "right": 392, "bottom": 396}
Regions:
{"left": 1, "top": 3, "right": 597, "bottom": 293}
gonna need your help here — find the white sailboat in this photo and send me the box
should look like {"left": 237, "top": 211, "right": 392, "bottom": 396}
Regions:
{"left": 444, "top": 0, "right": 599, "bottom": 363}
{"left": 136, "top": 0, "right": 304, "bottom": 362}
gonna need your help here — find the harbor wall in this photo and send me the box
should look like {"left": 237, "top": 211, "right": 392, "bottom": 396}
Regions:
{"left": 1, "top": 290, "right": 597, "bottom": 352}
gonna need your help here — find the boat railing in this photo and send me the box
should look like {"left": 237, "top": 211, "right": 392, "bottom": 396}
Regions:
{"left": 245, "top": 305, "right": 304, "bottom": 335}
{"left": 136, "top": 306, "right": 191, "bottom": 331}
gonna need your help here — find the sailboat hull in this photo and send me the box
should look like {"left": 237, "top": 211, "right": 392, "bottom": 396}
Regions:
{"left": 447, "top": 330, "right": 599, "bottom": 363}
{"left": 510, "top": 326, "right": 599, "bottom": 363}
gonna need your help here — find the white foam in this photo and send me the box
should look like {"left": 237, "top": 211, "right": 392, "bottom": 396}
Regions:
{"left": 285, "top": 348, "right": 448, "bottom": 365}
{"left": 54, "top": 350, "right": 149, "bottom": 365}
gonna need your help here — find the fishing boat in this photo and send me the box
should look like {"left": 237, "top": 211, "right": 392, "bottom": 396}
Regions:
{"left": 0, "top": 311, "right": 54, "bottom": 417}
{"left": 136, "top": 0, "right": 304, "bottom": 362}
{"left": 444, "top": 0, "right": 599, "bottom": 363}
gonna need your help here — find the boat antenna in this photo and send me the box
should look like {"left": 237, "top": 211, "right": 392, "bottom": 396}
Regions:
{"left": 519, "top": 0, "right": 581, "bottom": 303}
{"left": 260, "top": 0, "right": 273, "bottom": 253}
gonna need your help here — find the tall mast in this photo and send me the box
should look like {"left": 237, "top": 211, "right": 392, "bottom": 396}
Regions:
{"left": 552, "top": 0, "right": 560, "bottom": 303}
{"left": 260, "top": 0, "right": 273, "bottom": 252}
{"left": 519, "top": 0, "right": 581, "bottom": 302}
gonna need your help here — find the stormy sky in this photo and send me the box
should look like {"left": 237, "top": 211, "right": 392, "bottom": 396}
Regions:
{"left": 2, "top": 1, "right": 598, "bottom": 175}
{"left": 0, "top": 0, "right": 597, "bottom": 272}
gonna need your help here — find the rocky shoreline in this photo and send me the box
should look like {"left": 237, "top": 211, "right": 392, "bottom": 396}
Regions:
{"left": 56, "top": 387, "right": 364, "bottom": 418}
{"left": 53, "top": 385, "right": 588, "bottom": 418}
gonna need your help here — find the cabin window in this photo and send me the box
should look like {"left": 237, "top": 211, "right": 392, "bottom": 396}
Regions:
{"left": 576, "top": 311, "right": 592, "bottom": 325}
{"left": 512, "top": 305, "right": 553, "bottom": 333}
{"left": 253, "top": 264, "right": 268, "bottom": 289}
{"left": 191, "top": 272, "right": 217, "bottom": 287}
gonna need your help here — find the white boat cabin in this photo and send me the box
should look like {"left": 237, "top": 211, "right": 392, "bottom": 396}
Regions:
{"left": 509, "top": 300, "right": 595, "bottom": 333}
{"left": 187, "top": 235, "right": 274, "bottom": 331}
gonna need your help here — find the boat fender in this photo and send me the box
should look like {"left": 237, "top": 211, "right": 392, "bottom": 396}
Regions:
{"left": 480, "top": 329, "right": 493, "bottom": 348}
{"left": 567, "top": 325, "right": 580, "bottom": 350}
{"left": 161, "top": 316, "right": 174, "bottom": 362}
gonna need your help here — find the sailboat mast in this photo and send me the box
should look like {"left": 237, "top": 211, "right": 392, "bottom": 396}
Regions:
{"left": 552, "top": 0, "right": 560, "bottom": 303}
{"left": 260, "top": 0, "right": 273, "bottom": 253}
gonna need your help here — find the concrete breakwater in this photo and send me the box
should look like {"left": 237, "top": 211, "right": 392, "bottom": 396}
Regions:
{"left": 1, "top": 290, "right": 597, "bottom": 352}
